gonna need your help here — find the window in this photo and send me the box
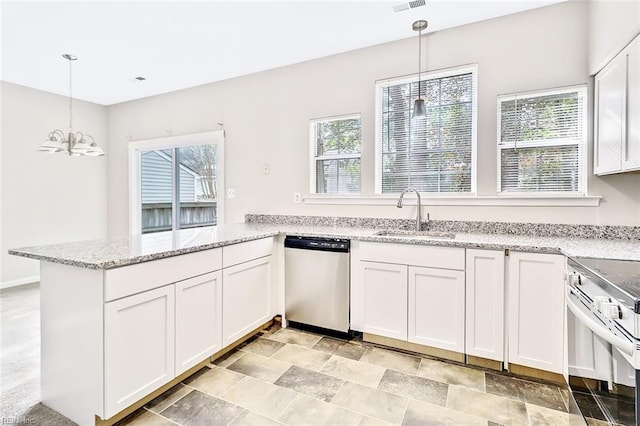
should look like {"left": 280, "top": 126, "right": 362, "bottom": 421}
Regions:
{"left": 129, "top": 131, "right": 224, "bottom": 235}
{"left": 375, "top": 65, "right": 477, "bottom": 194}
{"left": 310, "top": 114, "right": 361, "bottom": 194}
{"left": 498, "top": 86, "right": 587, "bottom": 194}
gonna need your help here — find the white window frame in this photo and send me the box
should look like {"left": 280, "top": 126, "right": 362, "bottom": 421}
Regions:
{"left": 128, "top": 130, "right": 225, "bottom": 235}
{"left": 309, "top": 113, "right": 362, "bottom": 194}
{"left": 374, "top": 64, "right": 478, "bottom": 195}
{"left": 496, "top": 85, "right": 587, "bottom": 196}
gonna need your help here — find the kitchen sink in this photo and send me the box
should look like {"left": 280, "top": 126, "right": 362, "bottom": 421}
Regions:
{"left": 374, "top": 229, "right": 456, "bottom": 239}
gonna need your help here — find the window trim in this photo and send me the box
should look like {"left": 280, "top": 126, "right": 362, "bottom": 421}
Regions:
{"left": 309, "top": 113, "right": 362, "bottom": 195}
{"left": 374, "top": 63, "right": 478, "bottom": 195}
{"left": 496, "top": 84, "right": 588, "bottom": 196}
{"left": 128, "top": 130, "right": 225, "bottom": 236}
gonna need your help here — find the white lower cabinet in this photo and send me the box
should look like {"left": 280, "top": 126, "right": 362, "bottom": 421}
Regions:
{"left": 465, "top": 249, "right": 505, "bottom": 362}
{"left": 351, "top": 241, "right": 466, "bottom": 355}
{"left": 104, "top": 285, "right": 175, "bottom": 418}
{"left": 507, "top": 252, "right": 565, "bottom": 374}
{"left": 357, "top": 261, "right": 408, "bottom": 340}
{"left": 222, "top": 256, "right": 273, "bottom": 346}
{"left": 408, "top": 266, "right": 465, "bottom": 353}
{"left": 175, "top": 271, "right": 223, "bottom": 375}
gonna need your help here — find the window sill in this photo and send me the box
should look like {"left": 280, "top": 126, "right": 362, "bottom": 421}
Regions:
{"left": 303, "top": 194, "right": 601, "bottom": 207}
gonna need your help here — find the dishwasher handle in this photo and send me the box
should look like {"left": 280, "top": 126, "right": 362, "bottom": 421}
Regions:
{"left": 284, "top": 236, "right": 350, "bottom": 252}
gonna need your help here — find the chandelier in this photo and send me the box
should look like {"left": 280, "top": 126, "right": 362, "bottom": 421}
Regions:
{"left": 38, "top": 54, "right": 104, "bottom": 156}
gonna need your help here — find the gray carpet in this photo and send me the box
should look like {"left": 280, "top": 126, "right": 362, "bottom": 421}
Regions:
{"left": 0, "top": 283, "right": 75, "bottom": 425}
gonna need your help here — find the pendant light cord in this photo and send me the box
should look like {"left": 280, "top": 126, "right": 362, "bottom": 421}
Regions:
{"left": 68, "top": 57, "right": 73, "bottom": 132}
{"left": 417, "top": 28, "right": 422, "bottom": 100}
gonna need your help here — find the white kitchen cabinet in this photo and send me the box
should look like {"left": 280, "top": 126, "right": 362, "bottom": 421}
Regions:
{"left": 222, "top": 256, "right": 273, "bottom": 346}
{"left": 175, "top": 271, "right": 223, "bottom": 375}
{"left": 508, "top": 252, "right": 565, "bottom": 374}
{"left": 104, "top": 285, "right": 175, "bottom": 418}
{"left": 465, "top": 249, "right": 505, "bottom": 362}
{"left": 408, "top": 266, "right": 465, "bottom": 353}
{"left": 595, "top": 34, "right": 640, "bottom": 175}
{"left": 356, "top": 261, "right": 408, "bottom": 340}
{"left": 351, "top": 241, "right": 465, "bottom": 354}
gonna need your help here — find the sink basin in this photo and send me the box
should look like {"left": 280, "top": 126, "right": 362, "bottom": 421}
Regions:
{"left": 375, "top": 230, "right": 456, "bottom": 240}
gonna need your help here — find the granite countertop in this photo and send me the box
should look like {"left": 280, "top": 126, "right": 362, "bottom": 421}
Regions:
{"left": 9, "top": 221, "right": 640, "bottom": 269}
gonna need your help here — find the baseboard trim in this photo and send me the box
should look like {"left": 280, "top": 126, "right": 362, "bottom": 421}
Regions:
{"left": 1, "top": 275, "right": 39, "bottom": 289}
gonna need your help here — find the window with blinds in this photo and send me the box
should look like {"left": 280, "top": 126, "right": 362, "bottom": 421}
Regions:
{"left": 311, "top": 114, "right": 361, "bottom": 194}
{"left": 376, "top": 65, "right": 477, "bottom": 194}
{"left": 498, "top": 86, "right": 587, "bottom": 194}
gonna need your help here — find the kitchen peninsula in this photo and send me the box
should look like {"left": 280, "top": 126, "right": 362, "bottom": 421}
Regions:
{"left": 9, "top": 216, "right": 640, "bottom": 425}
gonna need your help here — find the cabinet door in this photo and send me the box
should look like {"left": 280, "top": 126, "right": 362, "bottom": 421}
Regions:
{"left": 222, "top": 256, "right": 272, "bottom": 346}
{"left": 508, "top": 252, "right": 565, "bottom": 374}
{"left": 623, "top": 36, "right": 640, "bottom": 170}
{"left": 408, "top": 266, "right": 465, "bottom": 353}
{"left": 104, "top": 285, "right": 175, "bottom": 418}
{"left": 356, "top": 261, "right": 407, "bottom": 340}
{"left": 465, "top": 249, "right": 505, "bottom": 362}
{"left": 595, "top": 55, "right": 626, "bottom": 175}
{"left": 175, "top": 271, "right": 222, "bottom": 375}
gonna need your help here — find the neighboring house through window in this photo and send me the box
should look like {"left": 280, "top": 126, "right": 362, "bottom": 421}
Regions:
{"left": 375, "top": 65, "right": 477, "bottom": 194}
{"left": 497, "top": 85, "right": 587, "bottom": 194}
{"left": 129, "top": 131, "right": 224, "bottom": 234}
{"left": 310, "top": 114, "right": 361, "bottom": 194}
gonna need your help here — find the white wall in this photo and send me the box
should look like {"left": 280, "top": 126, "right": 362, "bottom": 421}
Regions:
{"left": 588, "top": 0, "right": 640, "bottom": 75}
{"left": 1, "top": 82, "right": 108, "bottom": 287}
{"left": 104, "top": 0, "right": 639, "bottom": 236}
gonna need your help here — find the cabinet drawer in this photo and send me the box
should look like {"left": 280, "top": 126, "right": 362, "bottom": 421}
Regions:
{"left": 359, "top": 242, "right": 464, "bottom": 270}
{"left": 223, "top": 237, "right": 274, "bottom": 268}
{"left": 104, "top": 248, "right": 222, "bottom": 302}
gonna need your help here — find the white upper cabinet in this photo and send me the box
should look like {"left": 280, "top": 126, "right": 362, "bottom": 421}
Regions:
{"left": 595, "top": 34, "right": 640, "bottom": 175}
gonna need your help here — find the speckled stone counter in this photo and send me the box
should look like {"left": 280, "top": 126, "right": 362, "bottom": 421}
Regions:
{"left": 9, "top": 216, "right": 640, "bottom": 269}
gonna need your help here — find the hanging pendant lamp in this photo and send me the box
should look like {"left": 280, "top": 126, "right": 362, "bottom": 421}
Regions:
{"left": 412, "top": 20, "right": 428, "bottom": 118}
{"left": 38, "top": 54, "right": 105, "bottom": 156}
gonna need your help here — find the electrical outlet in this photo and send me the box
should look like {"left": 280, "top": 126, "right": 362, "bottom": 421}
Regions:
{"left": 227, "top": 188, "right": 236, "bottom": 199}
{"left": 294, "top": 192, "right": 301, "bottom": 203}
{"left": 263, "top": 163, "right": 270, "bottom": 175}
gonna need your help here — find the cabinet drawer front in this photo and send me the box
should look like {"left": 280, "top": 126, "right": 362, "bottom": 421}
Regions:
{"left": 223, "top": 237, "right": 273, "bottom": 268}
{"left": 359, "top": 242, "right": 464, "bottom": 270}
{"left": 105, "top": 248, "right": 222, "bottom": 302}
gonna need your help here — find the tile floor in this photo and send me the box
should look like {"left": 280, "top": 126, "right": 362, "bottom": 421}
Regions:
{"left": 116, "top": 325, "right": 587, "bottom": 426}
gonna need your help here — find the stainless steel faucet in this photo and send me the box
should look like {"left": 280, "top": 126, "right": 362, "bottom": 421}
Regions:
{"left": 397, "top": 187, "right": 422, "bottom": 231}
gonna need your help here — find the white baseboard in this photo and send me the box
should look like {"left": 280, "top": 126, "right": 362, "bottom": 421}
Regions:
{"left": 1, "top": 275, "right": 40, "bottom": 290}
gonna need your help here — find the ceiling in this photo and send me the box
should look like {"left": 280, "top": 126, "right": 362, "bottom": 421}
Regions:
{"left": 1, "top": 0, "right": 564, "bottom": 106}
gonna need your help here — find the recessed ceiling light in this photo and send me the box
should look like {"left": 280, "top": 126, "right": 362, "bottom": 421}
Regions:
{"left": 134, "top": 76, "right": 146, "bottom": 81}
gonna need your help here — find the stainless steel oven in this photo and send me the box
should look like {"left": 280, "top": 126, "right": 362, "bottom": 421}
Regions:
{"left": 566, "top": 257, "right": 640, "bottom": 426}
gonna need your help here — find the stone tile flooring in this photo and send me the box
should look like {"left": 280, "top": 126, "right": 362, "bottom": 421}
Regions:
{"left": 116, "top": 325, "right": 587, "bottom": 426}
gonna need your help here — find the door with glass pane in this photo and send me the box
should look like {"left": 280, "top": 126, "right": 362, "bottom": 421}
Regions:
{"left": 140, "top": 144, "right": 218, "bottom": 234}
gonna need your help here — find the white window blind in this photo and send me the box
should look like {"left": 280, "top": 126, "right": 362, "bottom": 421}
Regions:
{"left": 376, "top": 65, "right": 477, "bottom": 194}
{"left": 498, "top": 86, "right": 587, "bottom": 194}
{"left": 311, "top": 114, "right": 361, "bottom": 194}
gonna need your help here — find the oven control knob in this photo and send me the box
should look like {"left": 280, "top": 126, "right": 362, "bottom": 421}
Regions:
{"left": 601, "top": 302, "right": 622, "bottom": 319}
{"left": 595, "top": 296, "right": 611, "bottom": 312}
{"left": 566, "top": 272, "right": 581, "bottom": 287}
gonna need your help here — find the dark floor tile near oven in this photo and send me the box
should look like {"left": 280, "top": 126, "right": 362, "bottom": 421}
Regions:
{"left": 486, "top": 372, "right": 568, "bottom": 412}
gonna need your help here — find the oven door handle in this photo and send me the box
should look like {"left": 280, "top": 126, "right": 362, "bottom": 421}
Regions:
{"left": 566, "top": 286, "right": 634, "bottom": 356}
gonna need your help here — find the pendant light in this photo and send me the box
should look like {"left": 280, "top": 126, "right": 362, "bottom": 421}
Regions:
{"left": 412, "top": 20, "right": 428, "bottom": 118}
{"left": 38, "top": 54, "right": 104, "bottom": 156}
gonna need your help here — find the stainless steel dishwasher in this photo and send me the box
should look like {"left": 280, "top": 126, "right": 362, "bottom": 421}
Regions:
{"left": 284, "top": 236, "right": 350, "bottom": 333}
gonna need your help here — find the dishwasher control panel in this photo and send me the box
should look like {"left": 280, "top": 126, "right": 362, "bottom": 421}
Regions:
{"left": 284, "top": 236, "right": 350, "bottom": 252}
